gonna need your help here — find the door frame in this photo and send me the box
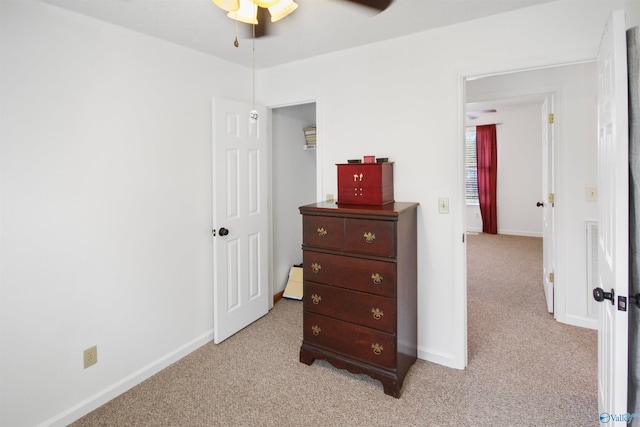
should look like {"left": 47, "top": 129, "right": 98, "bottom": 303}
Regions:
{"left": 541, "top": 93, "right": 556, "bottom": 315}
{"left": 458, "top": 59, "right": 596, "bottom": 367}
{"left": 463, "top": 83, "right": 563, "bottom": 308}
{"left": 265, "top": 95, "right": 323, "bottom": 308}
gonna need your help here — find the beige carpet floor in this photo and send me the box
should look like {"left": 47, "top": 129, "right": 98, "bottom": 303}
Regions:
{"left": 71, "top": 233, "right": 597, "bottom": 426}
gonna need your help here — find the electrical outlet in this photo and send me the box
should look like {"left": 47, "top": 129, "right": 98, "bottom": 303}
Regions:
{"left": 326, "top": 193, "right": 334, "bottom": 201}
{"left": 83, "top": 345, "right": 98, "bottom": 369}
{"left": 438, "top": 197, "right": 449, "bottom": 214}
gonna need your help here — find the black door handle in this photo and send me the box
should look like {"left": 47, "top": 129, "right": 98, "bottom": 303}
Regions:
{"left": 593, "top": 287, "right": 615, "bottom": 305}
{"left": 218, "top": 227, "right": 229, "bottom": 236}
{"left": 536, "top": 202, "right": 544, "bottom": 207}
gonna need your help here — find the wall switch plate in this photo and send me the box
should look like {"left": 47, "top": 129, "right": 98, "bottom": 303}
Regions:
{"left": 83, "top": 345, "right": 98, "bottom": 369}
{"left": 438, "top": 197, "right": 449, "bottom": 214}
{"left": 586, "top": 187, "right": 597, "bottom": 201}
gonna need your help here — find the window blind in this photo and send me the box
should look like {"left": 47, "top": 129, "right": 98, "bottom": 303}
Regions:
{"left": 465, "top": 128, "right": 479, "bottom": 204}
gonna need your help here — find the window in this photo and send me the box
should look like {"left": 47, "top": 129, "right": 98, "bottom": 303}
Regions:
{"left": 465, "top": 128, "right": 479, "bottom": 204}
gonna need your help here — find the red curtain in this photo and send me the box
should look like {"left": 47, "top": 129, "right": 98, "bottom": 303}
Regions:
{"left": 476, "top": 124, "right": 498, "bottom": 234}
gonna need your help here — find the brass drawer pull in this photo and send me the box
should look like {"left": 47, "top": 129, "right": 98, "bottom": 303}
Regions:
{"left": 363, "top": 232, "right": 376, "bottom": 243}
{"left": 311, "top": 294, "right": 322, "bottom": 305}
{"left": 371, "top": 343, "right": 383, "bottom": 355}
{"left": 317, "top": 227, "right": 328, "bottom": 238}
{"left": 371, "top": 308, "right": 384, "bottom": 320}
{"left": 371, "top": 273, "right": 383, "bottom": 285}
{"left": 312, "top": 325, "right": 321, "bottom": 336}
{"left": 311, "top": 262, "right": 321, "bottom": 273}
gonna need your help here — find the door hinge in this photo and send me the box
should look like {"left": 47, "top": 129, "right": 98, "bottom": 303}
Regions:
{"left": 548, "top": 113, "right": 555, "bottom": 124}
{"left": 548, "top": 193, "right": 555, "bottom": 206}
{"left": 549, "top": 272, "right": 554, "bottom": 284}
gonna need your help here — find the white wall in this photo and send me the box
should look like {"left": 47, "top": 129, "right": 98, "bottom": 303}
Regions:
{"left": 271, "top": 103, "right": 317, "bottom": 295}
{"left": 466, "top": 102, "right": 544, "bottom": 237}
{"left": 627, "top": 0, "right": 640, "bottom": 28}
{"left": 467, "top": 62, "right": 599, "bottom": 328}
{"left": 466, "top": 205, "right": 483, "bottom": 233}
{"left": 495, "top": 103, "right": 544, "bottom": 236}
{"left": 259, "top": 0, "right": 624, "bottom": 369}
{"left": 0, "top": 1, "right": 252, "bottom": 425}
{"left": 2, "top": 0, "right": 634, "bottom": 425}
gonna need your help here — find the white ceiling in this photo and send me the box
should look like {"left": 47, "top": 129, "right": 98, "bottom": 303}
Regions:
{"left": 39, "top": 0, "right": 556, "bottom": 69}
{"left": 466, "top": 95, "right": 547, "bottom": 124}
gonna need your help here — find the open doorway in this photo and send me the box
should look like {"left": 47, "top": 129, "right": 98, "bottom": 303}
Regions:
{"left": 270, "top": 102, "right": 318, "bottom": 303}
{"left": 464, "top": 95, "right": 546, "bottom": 237}
{"left": 464, "top": 62, "right": 600, "bottom": 365}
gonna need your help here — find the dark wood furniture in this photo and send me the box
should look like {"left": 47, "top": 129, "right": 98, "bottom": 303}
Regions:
{"left": 336, "top": 162, "right": 394, "bottom": 205}
{"left": 299, "top": 201, "right": 418, "bottom": 398}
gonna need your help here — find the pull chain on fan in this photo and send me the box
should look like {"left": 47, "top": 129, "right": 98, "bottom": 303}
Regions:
{"left": 249, "top": 23, "right": 258, "bottom": 121}
{"left": 211, "top": 0, "right": 395, "bottom": 120}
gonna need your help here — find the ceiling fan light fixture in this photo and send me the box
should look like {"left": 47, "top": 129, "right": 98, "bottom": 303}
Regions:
{"left": 227, "top": 0, "right": 258, "bottom": 24}
{"left": 212, "top": 0, "right": 240, "bottom": 12}
{"left": 268, "top": 0, "right": 298, "bottom": 22}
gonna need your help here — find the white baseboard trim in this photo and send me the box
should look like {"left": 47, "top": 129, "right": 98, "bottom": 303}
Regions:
{"left": 561, "top": 314, "right": 597, "bottom": 330}
{"left": 497, "top": 229, "right": 543, "bottom": 238}
{"left": 418, "top": 346, "right": 464, "bottom": 370}
{"left": 466, "top": 228, "right": 542, "bottom": 238}
{"left": 41, "top": 330, "right": 214, "bottom": 427}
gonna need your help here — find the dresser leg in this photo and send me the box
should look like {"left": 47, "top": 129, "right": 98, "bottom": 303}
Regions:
{"left": 381, "top": 381, "right": 401, "bottom": 398}
{"left": 299, "top": 347, "right": 315, "bottom": 366}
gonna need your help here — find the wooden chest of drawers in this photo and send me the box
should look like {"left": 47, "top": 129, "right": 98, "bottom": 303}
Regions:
{"left": 336, "top": 162, "right": 394, "bottom": 205}
{"left": 299, "top": 201, "right": 418, "bottom": 398}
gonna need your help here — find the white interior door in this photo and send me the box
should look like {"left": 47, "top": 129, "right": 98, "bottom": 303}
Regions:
{"left": 595, "top": 10, "right": 629, "bottom": 424}
{"left": 212, "top": 97, "right": 269, "bottom": 344}
{"left": 541, "top": 96, "right": 555, "bottom": 314}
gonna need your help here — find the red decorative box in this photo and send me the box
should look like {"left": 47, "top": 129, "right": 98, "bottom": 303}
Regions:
{"left": 336, "top": 162, "right": 394, "bottom": 205}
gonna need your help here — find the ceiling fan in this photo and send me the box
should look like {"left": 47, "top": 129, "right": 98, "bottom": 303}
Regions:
{"left": 212, "top": 0, "right": 394, "bottom": 38}
{"left": 466, "top": 109, "right": 497, "bottom": 120}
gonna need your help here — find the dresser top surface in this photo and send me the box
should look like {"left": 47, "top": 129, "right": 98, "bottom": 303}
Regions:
{"left": 336, "top": 162, "right": 394, "bottom": 166}
{"left": 299, "top": 201, "right": 418, "bottom": 218}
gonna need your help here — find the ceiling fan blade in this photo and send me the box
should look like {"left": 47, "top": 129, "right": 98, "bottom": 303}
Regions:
{"left": 235, "top": 8, "right": 268, "bottom": 40}
{"left": 467, "top": 109, "right": 497, "bottom": 114}
{"left": 254, "top": 7, "right": 269, "bottom": 38}
{"left": 341, "top": 0, "right": 394, "bottom": 11}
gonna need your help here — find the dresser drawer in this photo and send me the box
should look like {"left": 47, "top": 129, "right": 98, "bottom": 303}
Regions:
{"left": 345, "top": 218, "right": 395, "bottom": 257}
{"left": 303, "top": 282, "right": 395, "bottom": 333}
{"left": 303, "top": 251, "right": 396, "bottom": 298}
{"left": 303, "top": 312, "right": 395, "bottom": 369}
{"left": 303, "top": 215, "right": 344, "bottom": 250}
{"left": 337, "top": 185, "right": 394, "bottom": 206}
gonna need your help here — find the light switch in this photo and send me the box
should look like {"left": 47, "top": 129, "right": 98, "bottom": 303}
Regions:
{"left": 586, "top": 187, "right": 597, "bottom": 201}
{"left": 438, "top": 197, "right": 449, "bottom": 214}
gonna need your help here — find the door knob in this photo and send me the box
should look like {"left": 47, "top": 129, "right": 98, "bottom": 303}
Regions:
{"left": 536, "top": 202, "right": 544, "bottom": 207}
{"left": 593, "top": 287, "right": 615, "bottom": 305}
{"left": 218, "top": 227, "right": 229, "bottom": 236}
